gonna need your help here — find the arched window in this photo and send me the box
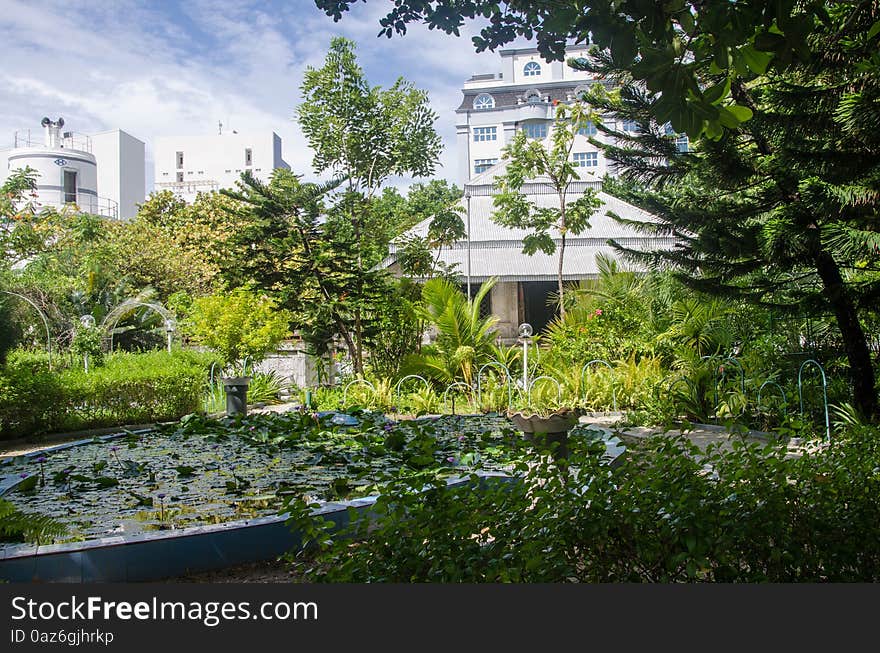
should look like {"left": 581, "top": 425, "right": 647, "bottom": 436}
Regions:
{"left": 573, "top": 85, "right": 590, "bottom": 100}
{"left": 523, "top": 61, "right": 541, "bottom": 77}
{"left": 473, "top": 93, "right": 495, "bottom": 110}
{"left": 523, "top": 88, "right": 543, "bottom": 104}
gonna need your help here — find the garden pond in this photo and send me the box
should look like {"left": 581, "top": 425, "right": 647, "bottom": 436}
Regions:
{"left": 1, "top": 410, "right": 609, "bottom": 546}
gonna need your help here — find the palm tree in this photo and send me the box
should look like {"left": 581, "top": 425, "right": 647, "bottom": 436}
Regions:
{"left": 403, "top": 277, "right": 499, "bottom": 387}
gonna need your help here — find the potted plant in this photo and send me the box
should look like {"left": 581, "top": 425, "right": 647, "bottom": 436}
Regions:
{"left": 507, "top": 403, "right": 583, "bottom": 459}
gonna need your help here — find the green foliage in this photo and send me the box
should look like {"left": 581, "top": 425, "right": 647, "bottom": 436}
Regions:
{"left": 298, "top": 37, "right": 442, "bottom": 190}
{"left": 183, "top": 288, "right": 291, "bottom": 367}
{"left": 297, "top": 38, "right": 443, "bottom": 373}
{"left": 0, "top": 295, "right": 21, "bottom": 364}
{"left": 586, "top": 7, "right": 880, "bottom": 418}
{"left": 389, "top": 180, "right": 466, "bottom": 279}
{"left": 0, "top": 498, "right": 67, "bottom": 545}
{"left": 246, "top": 370, "right": 287, "bottom": 405}
{"left": 363, "top": 279, "right": 422, "bottom": 379}
{"left": 0, "top": 350, "right": 215, "bottom": 439}
{"left": 315, "top": 0, "right": 832, "bottom": 139}
{"left": 292, "top": 425, "right": 880, "bottom": 582}
{"left": 403, "top": 278, "right": 499, "bottom": 386}
{"left": 493, "top": 102, "right": 602, "bottom": 314}
{"left": 69, "top": 324, "right": 105, "bottom": 367}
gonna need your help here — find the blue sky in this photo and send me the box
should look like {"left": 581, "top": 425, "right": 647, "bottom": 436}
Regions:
{"left": 0, "top": 0, "right": 518, "bottom": 189}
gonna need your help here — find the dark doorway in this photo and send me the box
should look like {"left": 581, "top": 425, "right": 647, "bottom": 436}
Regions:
{"left": 63, "top": 169, "right": 77, "bottom": 204}
{"left": 519, "top": 281, "right": 558, "bottom": 333}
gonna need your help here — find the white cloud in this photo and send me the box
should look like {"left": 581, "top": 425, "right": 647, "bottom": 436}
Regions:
{"left": 0, "top": 0, "right": 513, "bottom": 191}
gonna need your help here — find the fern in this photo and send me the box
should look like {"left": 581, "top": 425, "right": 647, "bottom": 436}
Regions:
{"left": 0, "top": 498, "right": 67, "bottom": 545}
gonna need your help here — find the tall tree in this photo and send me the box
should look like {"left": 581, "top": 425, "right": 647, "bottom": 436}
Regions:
{"left": 298, "top": 37, "right": 443, "bottom": 373}
{"left": 222, "top": 170, "right": 391, "bottom": 368}
{"left": 314, "top": 0, "right": 838, "bottom": 139}
{"left": 582, "top": 4, "right": 880, "bottom": 419}
{"left": 492, "top": 102, "right": 602, "bottom": 317}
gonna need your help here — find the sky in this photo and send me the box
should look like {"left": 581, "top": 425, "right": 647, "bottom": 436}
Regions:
{"left": 0, "top": 0, "right": 520, "bottom": 191}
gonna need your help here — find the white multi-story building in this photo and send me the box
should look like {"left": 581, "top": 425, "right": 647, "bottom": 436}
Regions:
{"left": 384, "top": 46, "right": 677, "bottom": 338}
{"left": 457, "top": 46, "right": 626, "bottom": 183}
{"left": 153, "top": 129, "right": 289, "bottom": 202}
{"left": 1, "top": 117, "right": 145, "bottom": 220}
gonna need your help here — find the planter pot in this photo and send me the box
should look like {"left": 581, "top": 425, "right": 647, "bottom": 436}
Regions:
{"left": 507, "top": 408, "right": 581, "bottom": 459}
{"left": 222, "top": 376, "right": 252, "bottom": 417}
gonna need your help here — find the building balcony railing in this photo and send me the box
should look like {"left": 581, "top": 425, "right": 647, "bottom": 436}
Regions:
{"left": 18, "top": 191, "right": 119, "bottom": 220}
{"left": 11, "top": 130, "right": 93, "bottom": 153}
{"left": 154, "top": 179, "right": 220, "bottom": 194}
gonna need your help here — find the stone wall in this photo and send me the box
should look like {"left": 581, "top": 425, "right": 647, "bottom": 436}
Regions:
{"left": 253, "top": 340, "right": 336, "bottom": 389}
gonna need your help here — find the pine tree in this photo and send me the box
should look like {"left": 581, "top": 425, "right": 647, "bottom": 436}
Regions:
{"left": 582, "top": 4, "right": 880, "bottom": 419}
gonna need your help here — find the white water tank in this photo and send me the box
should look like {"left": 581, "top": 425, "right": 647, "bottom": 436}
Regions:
{"left": 5, "top": 117, "right": 117, "bottom": 219}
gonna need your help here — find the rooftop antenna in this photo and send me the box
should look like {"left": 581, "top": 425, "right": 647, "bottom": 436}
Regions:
{"left": 218, "top": 120, "right": 223, "bottom": 135}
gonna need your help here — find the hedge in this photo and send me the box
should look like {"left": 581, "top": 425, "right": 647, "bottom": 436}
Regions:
{"left": 0, "top": 350, "right": 217, "bottom": 439}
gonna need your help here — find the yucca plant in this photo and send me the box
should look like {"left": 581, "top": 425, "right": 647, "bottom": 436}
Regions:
{"left": 405, "top": 386, "right": 440, "bottom": 416}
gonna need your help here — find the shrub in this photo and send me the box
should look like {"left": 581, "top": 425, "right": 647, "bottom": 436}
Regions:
{"left": 0, "top": 350, "right": 216, "bottom": 439}
{"left": 182, "top": 288, "right": 291, "bottom": 367}
{"left": 290, "top": 426, "right": 880, "bottom": 582}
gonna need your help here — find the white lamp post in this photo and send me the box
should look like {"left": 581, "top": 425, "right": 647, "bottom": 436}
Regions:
{"left": 518, "top": 322, "right": 533, "bottom": 392}
{"left": 164, "top": 318, "right": 176, "bottom": 354}
{"left": 464, "top": 186, "right": 472, "bottom": 300}
{"left": 79, "top": 314, "right": 96, "bottom": 373}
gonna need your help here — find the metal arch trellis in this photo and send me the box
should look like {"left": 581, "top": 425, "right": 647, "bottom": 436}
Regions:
{"left": 580, "top": 359, "right": 617, "bottom": 412}
{"left": 476, "top": 362, "right": 513, "bottom": 408}
{"left": 442, "top": 382, "right": 474, "bottom": 415}
{"left": 757, "top": 380, "right": 788, "bottom": 417}
{"left": 798, "top": 359, "right": 830, "bottom": 439}
{"left": 342, "top": 379, "right": 375, "bottom": 408}
{"left": 394, "top": 374, "right": 431, "bottom": 398}
{"left": 0, "top": 290, "right": 52, "bottom": 370}
{"left": 102, "top": 300, "right": 176, "bottom": 352}
{"left": 528, "top": 375, "right": 562, "bottom": 405}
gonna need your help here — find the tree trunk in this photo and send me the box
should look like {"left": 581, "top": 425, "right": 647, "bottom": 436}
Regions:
{"left": 557, "top": 232, "right": 566, "bottom": 319}
{"left": 558, "top": 198, "right": 567, "bottom": 319}
{"left": 334, "top": 318, "right": 359, "bottom": 376}
{"left": 814, "top": 251, "right": 878, "bottom": 420}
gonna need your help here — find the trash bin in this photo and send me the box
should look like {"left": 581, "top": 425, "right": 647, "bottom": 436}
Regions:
{"left": 222, "top": 376, "right": 251, "bottom": 417}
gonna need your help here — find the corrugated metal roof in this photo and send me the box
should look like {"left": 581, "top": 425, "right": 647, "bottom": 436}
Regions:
{"left": 385, "top": 159, "right": 670, "bottom": 280}
{"left": 421, "top": 239, "right": 670, "bottom": 282}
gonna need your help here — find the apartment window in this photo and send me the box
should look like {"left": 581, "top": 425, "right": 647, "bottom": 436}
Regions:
{"left": 578, "top": 121, "right": 597, "bottom": 136}
{"left": 473, "top": 93, "right": 495, "bottom": 110}
{"left": 176, "top": 172, "right": 184, "bottom": 182}
{"left": 473, "top": 126, "right": 497, "bottom": 142}
{"left": 473, "top": 158, "right": 498, "bottom": 174}
{"left": 524, "top": 89, "right": 543, "bottom": 104}
{"left": 62, "top": 169, "right": 77, "bottom": 203}
{"left": 523, "top": 61, "right": 541, "bottom": 77}
{"left": 522, "top": 122, "right": 548, "bottom": 139}
{"left": 245, "top": 148, "right": 253, "bottom": 166}
{"left": 675, "top": 136, "right": 689, "bottom": 153}
{"left": 225, "top": 169, "right": 232, "bottom": 173}
{"left": 622, "top": 120, "right": 639, "bottom": 132}
{"left": 176, "top": 151, "right": 184, "bottom": 169}
{"left": 573, "top": 152, "right": 598, "bottom": 167}
{"left": 162, "top": 172, "right": 169, "bottom": 176}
